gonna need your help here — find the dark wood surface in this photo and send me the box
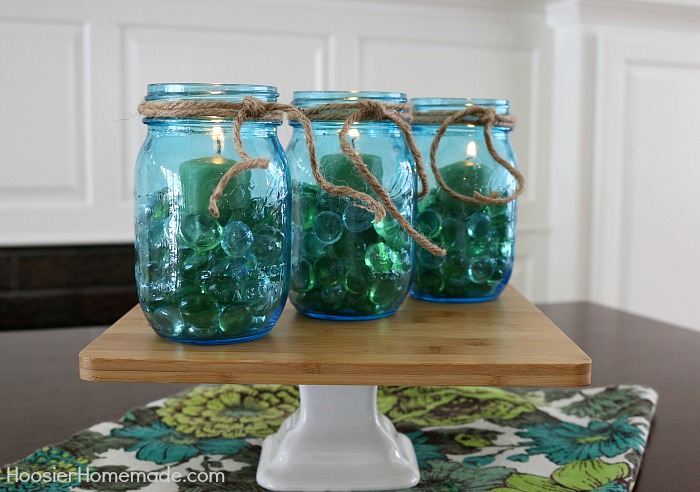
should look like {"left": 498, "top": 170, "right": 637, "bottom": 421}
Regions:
{"left": 1, "top": 302, "right": 698, "bottom": 490}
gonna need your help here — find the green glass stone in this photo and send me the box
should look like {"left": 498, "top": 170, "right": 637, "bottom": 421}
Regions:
{"left": 365, "top": 243, "right": 398, "bottom": 274}
{"left": 343, "top": 202, "right": 374, "bottom": 233}
{"left": 467, "top": 256, "right": 496, "bottom": 284}
{"left": 417, "top": 209, "right": 443, "bottom": 239}
{"left": 173, "top": 282, "right": 203, "bottom": 301}
{"left": 290, "top": 289, "right": 321, "bottom": 310}
{"left": 263, "top": 264, "right": 283, "bottom": 282}
{"left": 333, "top": 232, "right": 367, "bottom": 260}
{"left": 221, "top": 221, "right": 254, "bottom": 258}
{"left": 491, "top": 257, "right": 512, "bottom": 282}
{"left": 369, "top": 279, "right": 400, "bottom": 308}
{"left": 253, "top": 232, "right": 283, "bottom": 265}
{"left": 226, "top": 253, "right": 258, "bottom": 279}
{"left": 320, "top": 284, "right": 345, "bottom": 306}
{"left": 441, "top": 252, "right": 469, "bottom": 287}
{"left": 440, "top": 218, "right": 466, "bottom": 248}
{"left": 149, "top": 306, "right": 184, "bottom": 337}
{"left": 417, "top": 247, "right": 445, "bottom": 270}
{"left": 240, "top": 197, "right": 266, "bottom": 226}
{"left": 178, "top": 293, "right": 218, "bottom": 328}
{"left": 218, "top": 305, "right": 253, "bottom": 335}
{"left": 466, "top": 212, "right": 492, "bottom": 238}
{"left": 416, "top": 270, "right": 445, "bottom": 293}
{"left": 239, "top": 274, "right": 272, "bottom": 305}
{"left": 313, "top": 211, "right": 344, "bottom": 245}
{"left": 144, "top": 189, "right": 174, "bottom": 221}
{"left": 314, "top": 253, "right": 346, "bottom": 286}
{"left": 140, "top": 280, "right": 173, "bottom": 313}
{"left": 185, "top": 324, "right": 222, "bottom": 338}
{"left": 206, "top": 248, "right": 233, "bottom": 279}
{"left": 300, "top": 232, "right": 329, "bottom": 258}
{"left": 294, "top": 185, "right": 319, "bottom": 230}
{"left": 500, "top": 239, "right": 513, "bottom": 257}
{"left": 374, "top": 216, "right": 401, "bottom": 240}
{"left": 257, "top": 224, "right": 285, "bottom": 244}
{"left": 395, "top": 250, "right": 412, "bottom": 274}
{"left": 344, "top": 263, "right": 374, "bottom": 295}
{"left": 318, "top": 192, "right": 348, "bottom": 215}
{"left": 181, "top": 249, "right": 230, "bottom": 287}
{"left": 205, "top": 277, "right": 240, "bottom": 305}
{"left": 373, "top": 216, "right": 409, "bottom": 251}
{"left": 466, "top": 237, "right": 491, "bottom": 256}
{"left": 318, "top": 152, "right": 383, "bottom": 193}
{"left": 179, "top": 214, "right": 222, "bottom": 252}
{"left": 248, "top": 287, "right": 276, "bottom": 318}
{"left": 181, "top": 249, "right": 211, "bottom": 280}
{"left": 292, "top": 259, "right": 315, "bottom": 293}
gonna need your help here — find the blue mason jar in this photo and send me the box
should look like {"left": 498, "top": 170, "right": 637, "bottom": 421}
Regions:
{"left": 134, "top": 83, "right": 290, "bottom": 343}
{"left": 411, "top": 98, "right": 520, "bottom": 303}
{"left": 287, "top": 91, "right": 416, "bottom": 320}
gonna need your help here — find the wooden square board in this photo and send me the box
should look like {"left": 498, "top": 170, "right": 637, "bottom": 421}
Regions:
{"left": 79, "top": 286, "right": 591, "bottom": 387}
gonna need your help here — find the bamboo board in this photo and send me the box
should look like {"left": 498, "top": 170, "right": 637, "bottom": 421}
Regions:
{"left": 79, "top": 286, "right": 591, "bottom": 387}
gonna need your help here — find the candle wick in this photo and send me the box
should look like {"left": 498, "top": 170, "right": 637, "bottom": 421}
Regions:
{"left": 216, "top": 138, "right": 222, "bottom": 155}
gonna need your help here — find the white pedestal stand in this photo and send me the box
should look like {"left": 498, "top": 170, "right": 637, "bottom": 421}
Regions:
{"left": 256, "top": 385, "right": 420, "bottom": 491}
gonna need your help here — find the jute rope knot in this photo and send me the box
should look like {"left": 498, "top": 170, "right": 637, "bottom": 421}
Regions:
{"left": 423, "top": 106, "right": 524, "bottom": 205}
{"left": 301, "top": 100, "right": 444, "bottom": 256}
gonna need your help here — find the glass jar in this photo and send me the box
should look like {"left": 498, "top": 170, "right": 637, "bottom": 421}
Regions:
{"left": 134, "top": 83, "right": 290, "bottom": 344}
{"left": 287, "top": 91, "right": 416, "bottom": 320}
{"left": 411, "top": 98, "right": 519, "bottom": 303}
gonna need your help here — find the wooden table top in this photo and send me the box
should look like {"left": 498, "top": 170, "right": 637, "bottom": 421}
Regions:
{"left": 2, "top": 300, "right": 698, "bottom": 491}
{"left": 79, "top": 287, "right": 591, "bottom": 387}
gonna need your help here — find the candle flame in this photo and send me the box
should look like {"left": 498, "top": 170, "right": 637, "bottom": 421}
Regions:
{"left": 466, "top": 141, "right": 477, "bottom": 159}
{"left": 211, "top": 126, "right": 224, "bottom": 156}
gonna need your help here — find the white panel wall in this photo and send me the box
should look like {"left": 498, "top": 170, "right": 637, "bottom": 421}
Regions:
{"left": 3, "top": 0, "right": 700, "bottom": 328}
{"left": 547, "top": 1, "right": 700, "bottom": 331}
{"left": 590, "top": 28, "right": 700, "bottom": 331}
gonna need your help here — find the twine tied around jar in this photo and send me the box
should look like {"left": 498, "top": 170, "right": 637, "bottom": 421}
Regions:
{"left": 413, "top": 106, "right": 525, "bottom": 205}
{"left": 298, "top": 99, "right": 445, "bottom": 257}
{"left": 138, "top": 96, "right": 445, "bottom": 256}
{"left": 137, "top": 97, "right": 387, "bottom": 224}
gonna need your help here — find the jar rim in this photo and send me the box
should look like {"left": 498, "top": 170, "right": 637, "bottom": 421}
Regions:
{"left": 411, "top": 98, "right": 509, "bottom": 114}
{"left": 293, "top": 90, "right": 407, "bottom": 107}
{"left": 145, "top": 83, "right": 279, "bottom": 101}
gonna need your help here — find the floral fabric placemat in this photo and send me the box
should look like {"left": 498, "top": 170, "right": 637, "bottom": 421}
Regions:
{"left": 0, "top": 384, "right": 657, "bottom": 491}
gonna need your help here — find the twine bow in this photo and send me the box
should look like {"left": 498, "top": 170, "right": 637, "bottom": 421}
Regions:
{"left": 424, "top": 106, "right": 524, "bottom": 205}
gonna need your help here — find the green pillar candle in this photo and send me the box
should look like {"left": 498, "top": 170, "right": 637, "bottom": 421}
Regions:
{"left": 179, "top": 155, "right": 251, "bottom": 224}
{"left": 436, "top": 159, "right": 493, "bottom": 216}
{"left": 318, "top": 152, "right": 383, "bottom": 193}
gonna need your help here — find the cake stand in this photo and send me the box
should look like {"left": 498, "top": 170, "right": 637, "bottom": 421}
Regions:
{"left": 79, "top": 286, "right": 591, "bottom": 491}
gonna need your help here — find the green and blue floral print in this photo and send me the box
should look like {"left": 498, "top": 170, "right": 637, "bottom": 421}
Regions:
{"left": 1, "top": 384, "right": 657, "bottom": 491}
